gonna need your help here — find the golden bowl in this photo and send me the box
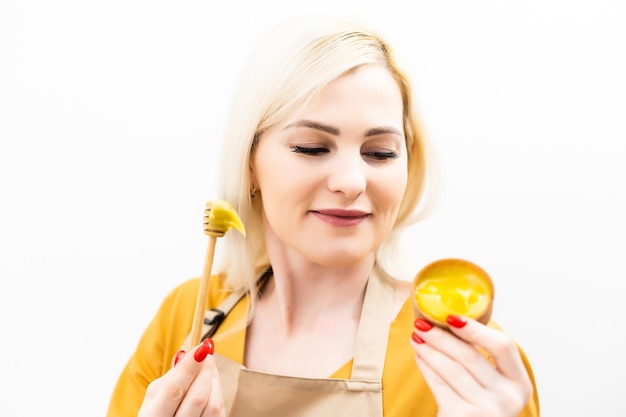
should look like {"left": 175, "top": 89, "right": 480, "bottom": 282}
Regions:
{"left": 412, "top": 258, "right": 494, "bottom": 327}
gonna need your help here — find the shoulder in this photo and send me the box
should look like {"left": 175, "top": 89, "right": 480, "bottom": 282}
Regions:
{"left": 161, "top": 273, "right": 233, "bottom": 309}
{"left": 151, "top": 274, "right": 234, "bottom": 342}
{"left": 149, "top": 274, "right": 237, "bottom": 361}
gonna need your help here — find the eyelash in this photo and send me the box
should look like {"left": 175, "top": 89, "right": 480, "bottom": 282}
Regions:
{"left": 291, "top": 146, "right": 398, "bottom": 161}
{"left": 291, "top": 146, "right": 328, "bottom": 156}
{"left": 367, "top": 151, "right": 399, "bottom": 160}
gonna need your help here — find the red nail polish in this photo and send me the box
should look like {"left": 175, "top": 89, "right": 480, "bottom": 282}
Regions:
{"left": 174, "top": 350, "right": 185, "bottom": 366}
{"left": 412, "top": 332, "right": 425, "bottom": 344}
{"left": 446, "top": 315, "right": 467, "bottom": 328}
{"left": 194, "top": 338, "right": 215, "bottom": 362}
{"left": 414, "top": 318, "right": 433, "bottom": 331}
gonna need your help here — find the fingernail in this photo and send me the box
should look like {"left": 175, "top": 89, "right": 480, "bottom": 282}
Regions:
{"left": 446, "top": 315, "right": 467, "bottom": 328}
{"left": 174, "top": 350, "right": 186, "bottom": 366}
{"left": 414, "top": 318, "right": 433, "bottom": 331}
{"left": 194, "top": 338, "right": 215, "bottom": 362}
{"left": 411, "top": 332, "right": 425, "bottom": 344}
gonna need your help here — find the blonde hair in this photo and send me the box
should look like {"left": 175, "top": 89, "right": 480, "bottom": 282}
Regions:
{"left": 215, "top": 14, "right": 434, "bottom": 300}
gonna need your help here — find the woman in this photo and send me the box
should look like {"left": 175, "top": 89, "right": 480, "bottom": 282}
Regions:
{"left": 107, "top": 14, "right": 540, "bottom": 417}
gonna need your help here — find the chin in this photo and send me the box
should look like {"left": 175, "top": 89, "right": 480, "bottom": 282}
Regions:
{"left": 308, "top": 249, "right": 371, "bottom": 269}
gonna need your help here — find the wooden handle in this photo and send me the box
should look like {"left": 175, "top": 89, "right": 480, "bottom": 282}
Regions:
{"left": 189, "top": 235, "right": 218, "bottom": 346}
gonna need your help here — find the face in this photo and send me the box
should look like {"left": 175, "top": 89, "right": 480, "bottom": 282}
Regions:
{"left": 251, "top": 64, "right": 408, "bottom": 268}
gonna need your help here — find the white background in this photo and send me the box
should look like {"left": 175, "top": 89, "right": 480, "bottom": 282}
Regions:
{"left": 1, "top": 1, "right": 625, "bottom": 416}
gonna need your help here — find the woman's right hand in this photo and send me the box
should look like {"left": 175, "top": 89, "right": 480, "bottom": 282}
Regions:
{"left": 138, "top": 338, "right": 226, "bottom": 417}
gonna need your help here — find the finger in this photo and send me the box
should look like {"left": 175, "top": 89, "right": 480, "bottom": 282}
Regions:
{"left": 412, "top": 346, "right": 460, "bottom": 405}
{"left": 410, "top": 335, "right": 491, "bottom": 404}
{"left": 140, "top": 339, "right": 214, "bottom": 417}
{"left": 413, "top": 319, "right": 501, "bottom": 389}
{"left": 413, "top": 341, "right": 529, "bottom": 417}
{"left": 446, "top": 315, "right": 530, "bottom": 383}
{"left": 176, "top": 355, "right": 218, "bottom": 416}
{"left": 202, "top": 360, "right": 226, "bottom": 417}
{"left": 172, "top": 339, "right": 216, "bottom": 416}
{"left": 174, "top": 349, "right": 186, "bottom": 367}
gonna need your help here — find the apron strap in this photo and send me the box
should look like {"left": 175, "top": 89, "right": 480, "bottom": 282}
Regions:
{"left": 350, "top": 269, "right": 394, "bottom": 381}
{"left": 177, "top": 288, "right": 246, "bottom": 356}
{"left": 201, "top": 291, "right": 246, "bottom": 340}
{"left": 178, "top": 268, "right": 273, "bottom": 354}
{"left": 201, "top": 264, "right": 278, "bottom": 339}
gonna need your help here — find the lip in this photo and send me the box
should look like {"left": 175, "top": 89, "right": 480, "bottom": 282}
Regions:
{"left": 311, "top": 209, "right": 371, "bottom": 227}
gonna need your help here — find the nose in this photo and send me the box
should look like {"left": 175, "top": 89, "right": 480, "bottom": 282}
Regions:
{"left": 326, "top": 151, "right": 367, "bottom": 199}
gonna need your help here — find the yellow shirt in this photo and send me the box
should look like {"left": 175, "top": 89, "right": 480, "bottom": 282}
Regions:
{"left": 106, "top": 275, "right": 540, "bottom": 416}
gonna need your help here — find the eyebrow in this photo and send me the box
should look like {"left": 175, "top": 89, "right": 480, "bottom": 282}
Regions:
{"left": 284, "top": 120, "right": 403, "bottom": 138}
{"left": 284, "top": 120, "right": 339, "bottom": 135}
{"left": 364, "top": 126, "right": 404, "bottom": 138}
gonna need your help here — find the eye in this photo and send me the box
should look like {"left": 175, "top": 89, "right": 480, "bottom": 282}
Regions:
{"left": 291, "top": 145, "right": 329, "bottom": 156}
{"left": 363, "top": 151, "right": 399, "bottom": 161}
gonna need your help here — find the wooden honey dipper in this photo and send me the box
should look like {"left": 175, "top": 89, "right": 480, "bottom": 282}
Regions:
{"left": 189, "top": 200, "right": 246, "bottom": 346}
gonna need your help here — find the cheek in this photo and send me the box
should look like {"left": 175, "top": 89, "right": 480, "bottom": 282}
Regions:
{"left": 256, "top": 161, "right": 310, "bottom": 225}
{"left": 381, "top": 167, "right": 408, "bottom": 209}
{"left": 254, "top": 157, "right": 283, "bottom": 196}
{"left": 258, "top": 164, "right": 304, "bottom": 200}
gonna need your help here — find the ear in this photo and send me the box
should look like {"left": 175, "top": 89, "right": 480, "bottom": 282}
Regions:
{"left": 249, "top": 161, "right": 258, "bottom": 192}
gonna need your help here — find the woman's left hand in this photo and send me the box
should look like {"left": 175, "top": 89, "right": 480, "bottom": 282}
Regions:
{"left": 410, "top": 316, "right": 533, "bottom": 417}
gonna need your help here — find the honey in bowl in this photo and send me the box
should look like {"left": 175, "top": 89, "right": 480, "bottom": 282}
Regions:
{"left": 412, "top": 258, "right": 494, "bottom": 327}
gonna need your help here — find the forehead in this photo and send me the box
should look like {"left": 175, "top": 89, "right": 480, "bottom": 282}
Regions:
{"left": 285, "top": 65, "right": 404, "bottom": 126}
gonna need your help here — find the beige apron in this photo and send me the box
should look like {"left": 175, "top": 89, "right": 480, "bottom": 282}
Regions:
{"left": 183, "top": 271, "right": 394, "bottom": 416}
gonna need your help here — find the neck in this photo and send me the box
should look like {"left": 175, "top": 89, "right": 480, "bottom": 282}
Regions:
{"left": 261, "top": 259, "right": 374, "bottom": 334}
